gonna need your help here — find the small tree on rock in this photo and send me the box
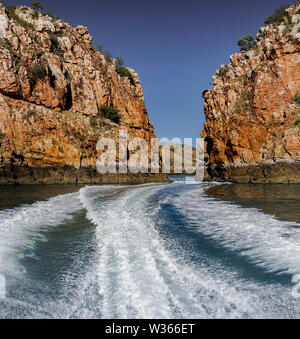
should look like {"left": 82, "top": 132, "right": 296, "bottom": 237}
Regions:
{"left": 237, "top": 35, "right": 254, "bottom": 52}
{"left": 264, "top": 6, "right": 290, "bottom": 26}
{"left": 103, "top": 50, "right": 112, "bottom": 61}
{"left": 115, "top": 55, "right": 124, "bottom": 66}
{"left": 32, "top": 1, "right": 43, "bottom": 10}
{"left": 96, "top": 44, "right": 103, "bottom": 53}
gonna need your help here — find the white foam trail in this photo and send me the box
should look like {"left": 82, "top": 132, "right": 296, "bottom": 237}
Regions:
{"left": 78, "top": 184, "right": 277, "bottom": 319}
{"left": 2, "top": 182, "right": 299, "bottom": 319}
{"left": 173, "top": 184, "right": 300, "bottom": 276}
{"left": 170, "top": 176, "right": 200, "bottom": 184}
{"left": 170, "top": 175, "right": 229, "bottom": 185}
{"left": 0, "top": 192, "right": 82, "bottom": 273}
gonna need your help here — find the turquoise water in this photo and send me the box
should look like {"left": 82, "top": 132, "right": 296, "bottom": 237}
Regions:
{"left": 0, "top": 177, "right": 300, "bottom": 319}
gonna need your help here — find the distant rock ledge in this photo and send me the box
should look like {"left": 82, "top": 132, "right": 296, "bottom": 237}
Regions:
{"left": 0, "top": 164, "right": 169, "bottom": 185}
{"left": 205, "top": 160, "right": 300, "bottom": 184}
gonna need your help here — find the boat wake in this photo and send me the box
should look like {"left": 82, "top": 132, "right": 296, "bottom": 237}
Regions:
{"left": 173, "top": 185, "right": 300, "bottom": 276}
{"left": 0, "top": 180, "right": 300, "bottom": 318}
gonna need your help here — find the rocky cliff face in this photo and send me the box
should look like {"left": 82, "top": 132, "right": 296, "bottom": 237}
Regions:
{"left": 0, "top": 3, "right": 167, "bottom": 184}
{"left": 202, "top": 2, "right": 300, "bottom": 183}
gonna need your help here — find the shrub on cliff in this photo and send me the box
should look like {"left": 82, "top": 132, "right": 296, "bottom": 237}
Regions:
{"left": 0, "top": 38, "right": 13, "bottom": 53}
{"left": 237, "top": 35, "right": 255, "bottom": 52}
{"left": 218, "top": 65, "right": 230, "bottom": 78}
{"left": 103, "top": 50, "right": 112, "bottom": 62}
{"left": 100, "top": 105, "right": 120, "bottom": 124}
{"left": 0, "top": 38, "right": 22, "bottom": 68}
{"left": 292, "top": 91, "right": 300, "bottom": 105}
{"left": 116, "top": 65, "right": 134, "bottom": 85}
{"left": 294, "top": 119, "right": 300, "bottom": 126}
{"left": 32, "top": 2, "right": 43, "bottom": 10}
{"left": 114, "top": 55, "right": 135, "bottom": 85}
{"left": 45, "top": 11, "right": 54, "bottom": 18}
{"left": 6, "top": 6, "right": 34, "bottom": 30}
{"left": 115, "top": 55, "right": 125, "bottom": 66}
{"left": 23, "top": 111, "right": 35, "bottom": 120}
{"left": 50, "top": 33, "right": 63, "bottom": 56}
{"left": 31, "top": 63, "right": 47, "bottom": 81}
{"left": 264, "top": 6, "right": 290, "bottom": 26}
{"left": 90, "top": 116, "right": 98, "bottom": 128}
{"left": 234, "top": 90, "right": 251, "bottom": 113}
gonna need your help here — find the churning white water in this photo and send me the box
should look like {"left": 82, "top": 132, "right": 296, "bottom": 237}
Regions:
{"left": 0, "top": 192, "right": 82, "bottom": 273}
{"left": 0, "top": 180, "right": 300, "bottom": 318}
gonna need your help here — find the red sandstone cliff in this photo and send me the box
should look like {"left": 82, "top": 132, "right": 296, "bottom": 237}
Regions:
{"left": 202, "top": 2, "right": 300, "bottom": 183}
{"left": 0, "top": 3, "right": 167, "bottom": 184}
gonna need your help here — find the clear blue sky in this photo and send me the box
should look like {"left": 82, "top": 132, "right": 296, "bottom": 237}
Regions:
{"left": 5, "top": 0, "right": 295, "bottom": 142}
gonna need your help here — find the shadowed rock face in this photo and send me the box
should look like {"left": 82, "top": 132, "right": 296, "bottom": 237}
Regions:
{"left": 0, "top": 3, "right": 168, "bottom": 184}
{"left": 202, "top": 2, "right": 300, "bottom": 183}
